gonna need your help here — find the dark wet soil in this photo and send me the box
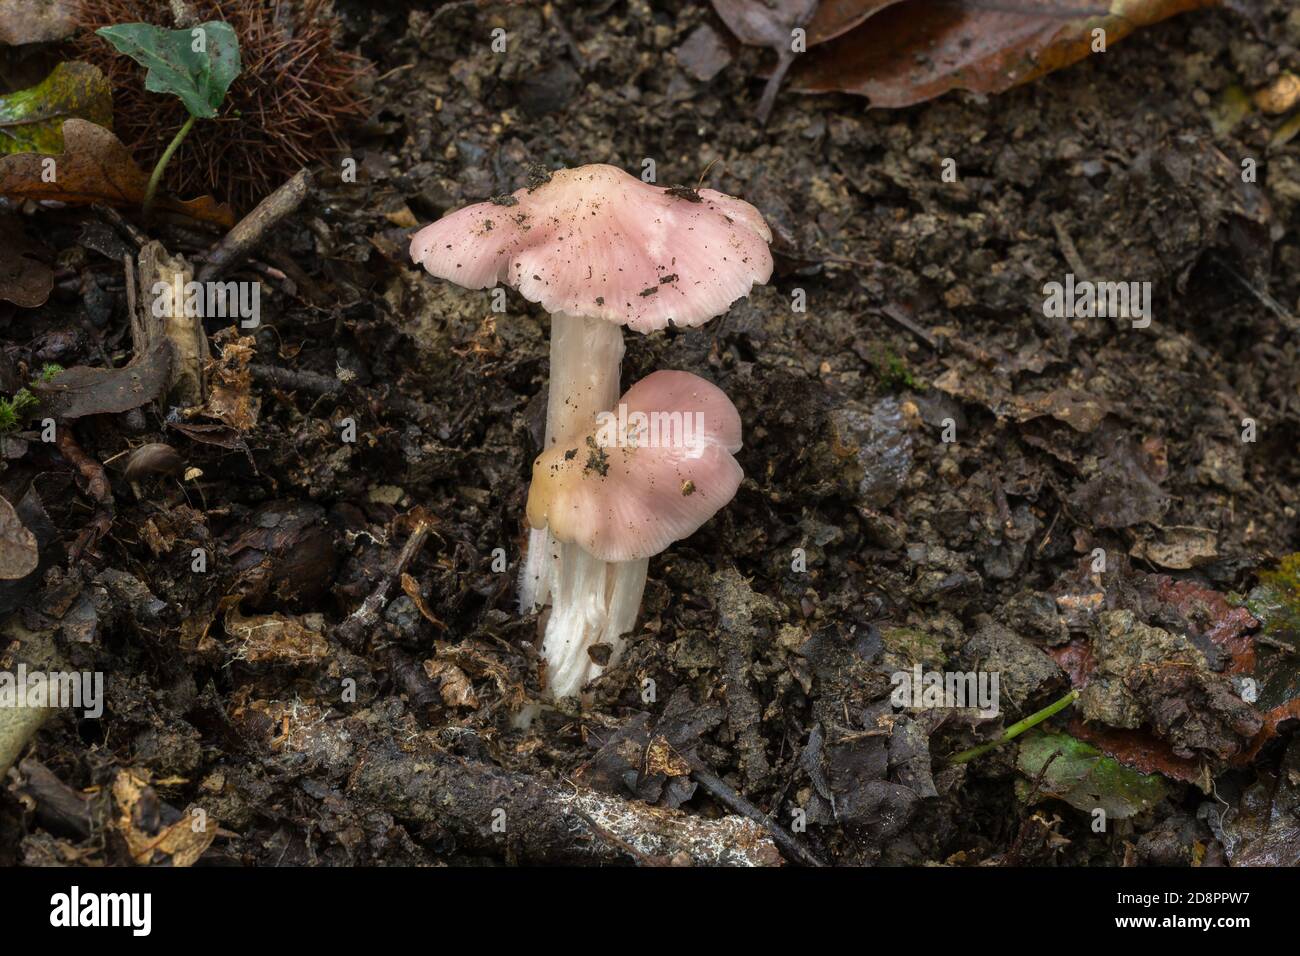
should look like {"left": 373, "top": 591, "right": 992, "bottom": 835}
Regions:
{"left": 2, "top": 0, "right": 1299, "bottom": 866}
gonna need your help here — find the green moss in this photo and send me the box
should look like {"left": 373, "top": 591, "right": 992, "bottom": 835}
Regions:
{"left": 880, "top": 625, "right": 947, "bottom": 668}
{"left": 873, "top": 349, "right": 916, "bottom": 391}
{"left": 1247, "top": 554, "right": 1300, "bottom": 637}
{"left": 1244, "top": 554, "right": 1300, "bottom": 711}
{"left": 0, "top": 364, "right": 60, "bottom": 433}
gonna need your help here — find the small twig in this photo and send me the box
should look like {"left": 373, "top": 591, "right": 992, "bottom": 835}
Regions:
{"left": 55, "top": 427, "right": 114, "bottom": 563}
{"left": 877, "top": 304, "right": 938, "bottom": 351}
{"left": 338, "top": 516, "right": 434, "bottom": 647}
{"left": 250, "top": 363, "right": 342, "bottom": 397}
{"left": 1050, "top": 213, "right": 1091, "bottom": 278}
{"left": 198, "top": 168, "right": 312, "bottom": 283}
{"left": 122, "top": 253, "right": 140, "bottom": 339}
{"left": 17, "top": 759, "right": 95, "bottom": 839}
{"left": 1210, "top": 253, "right": 1299, "bottom": 332}
{"left": 679, "top": 750, "right": 825, "bottom": 867}
{"left": 1035, "top": 504, "right": 1062, "bottom": 555}
{"left": 374, "top": 62, "right": 415, "bottom": 83}
{"left": 569, "top": 805, "right": 671, "bottom": 866}
{"left": 95, "top": 203, "right": 148, "bottom": 248}
{"left": 430, "top": 0, "right": 479, "bottom": 23}
{"left": 249, "top": 364, "right": 440, "bottom": 423}
{"left": 1254, "top": 633, "right": 1300, "bottom": 656}
{"left": 756, "top": 52, "right": 795, "bottom": 127}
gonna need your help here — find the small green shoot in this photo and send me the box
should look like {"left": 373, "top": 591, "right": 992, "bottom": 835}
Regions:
{"left": 948, "top": 689, "right": 1079, "bottom": 765}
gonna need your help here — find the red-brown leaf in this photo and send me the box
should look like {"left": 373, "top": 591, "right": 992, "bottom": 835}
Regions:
{"left": 788, "top": 0, "right": 1221, "bottom": 108}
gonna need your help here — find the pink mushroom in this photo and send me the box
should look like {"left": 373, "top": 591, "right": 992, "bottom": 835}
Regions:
{"left": 527, "top": 370, "right": 744, "bottom": 697}
{"left": 410, "top": 163, "right": 772, "bottom": 698}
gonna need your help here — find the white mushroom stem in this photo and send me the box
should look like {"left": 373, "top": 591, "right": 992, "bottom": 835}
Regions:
{"left": 519, "top": 312, "right": 649, "bottom": 699}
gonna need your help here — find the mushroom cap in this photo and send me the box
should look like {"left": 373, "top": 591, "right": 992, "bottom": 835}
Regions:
{"left": 409, "top": 164, "right": 773, "bottom": 334}
{"left": 527, "top": 370, "right": 743, "bottom": 562}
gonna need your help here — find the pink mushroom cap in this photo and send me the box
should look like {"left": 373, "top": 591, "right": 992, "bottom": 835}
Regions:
{"left": 409, "top": 164, "right": 773, "bottom": 333}
{"left": 527, "top": 370, "right": 744, "bottom": 562}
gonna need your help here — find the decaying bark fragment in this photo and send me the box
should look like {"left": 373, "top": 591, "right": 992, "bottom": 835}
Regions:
{"left": 136, "top": 241, "right": 210, "bottom": 405}
{"left": 348, "top": 749, "right": 782, "bottom": 866}
{"left": 0, "top": 624, "right": 63, "bottom": 777}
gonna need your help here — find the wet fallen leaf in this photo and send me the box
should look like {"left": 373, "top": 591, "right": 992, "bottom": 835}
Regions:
{"left": 1068, "top": 430, "right": 1169, "bottom": 529}
{"left": 1208, "top": 84, "right": 1252, "bottom": 137}
{"left": 787, "top": 0, "right": 1220, "bottom": 109}
{"left": 1077, "top": 609, "right": 1259, "bottom": 761}
{"left": 804, "top": 0, "right": 894, "bottom": 45}
{"left": 1011, "top": 388, "right": 1108, "bottom": 434}
{"left": 1050, "top": 567, "right": 1284, "bottom": 777}
{"left": 1146, "top": 575, "right": 1256, "bottom": 671}
{"left": 0, "top": 119, "right": 235, "bottom": 226}
{"left": 1211, "top": 735, "right": 1300, "bottom": 866}
{"left": 1061, "top": 716, "right": 1204, "bottom": 784}
{"left": 226, "top": 501, "right": 335, "bottom": 609}
{"left": 0, "top": 61, "right": 112, "bottom": 155}
{"left": 0, "top": 213, "right": 52, "bottom": 307}
{"left": 0, "top": 486, "right": 55, "bottom": 614}
{"left": 1270, "top": 110, "right": 1300, "bottom": 150}
{"left": 0, "top": 0, "right": 77, "bottom": 45}
{"left": 0, "top": 491, "right": 37, "bottom": 579}
{"left": 31, "top": 339, "right": 173, "bottom": 419}
{"left": 1017, "top": 730, "right": 1168, "bottom": 819}
{"left": 167, "top": 419, "right": 251, "bottom": 453}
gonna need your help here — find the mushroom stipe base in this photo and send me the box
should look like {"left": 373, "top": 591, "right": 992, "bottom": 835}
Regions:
{"left": 520, "top": 311, "right": 642, "bottom": 698}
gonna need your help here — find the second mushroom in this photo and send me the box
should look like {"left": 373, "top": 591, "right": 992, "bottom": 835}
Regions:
{"left": 410, "top": 163, "right": 773, "bottom": 699}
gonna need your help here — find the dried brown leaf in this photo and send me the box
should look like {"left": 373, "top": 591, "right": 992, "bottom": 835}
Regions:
{"left": 111, "top": 768, "right": 214, "bottom": 866}
{"left": 0, "top": 119, "right": 235, "bottom": 226}
{"left": 788, "top": 0, "right": 1220, "bottom": 108}
{"left": 422, "top": 658, "right": 479, "bottom": 709}
{"left": 31, "top": 339, "right": 173, "bottom": 419}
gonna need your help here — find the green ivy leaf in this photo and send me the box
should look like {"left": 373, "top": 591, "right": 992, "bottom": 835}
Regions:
{"left": 96, "top": 21, "right": 241, "bottom": 120}
{"left": 0, "top": 62, "right": 113, "bottom": 156}
{"left": 1016, "top": 731, "right": 1168, "bottom": 821}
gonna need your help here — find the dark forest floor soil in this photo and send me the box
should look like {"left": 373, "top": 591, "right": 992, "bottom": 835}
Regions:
{"left": 2, "top": 0, "right": 1299, "bottom": 866}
